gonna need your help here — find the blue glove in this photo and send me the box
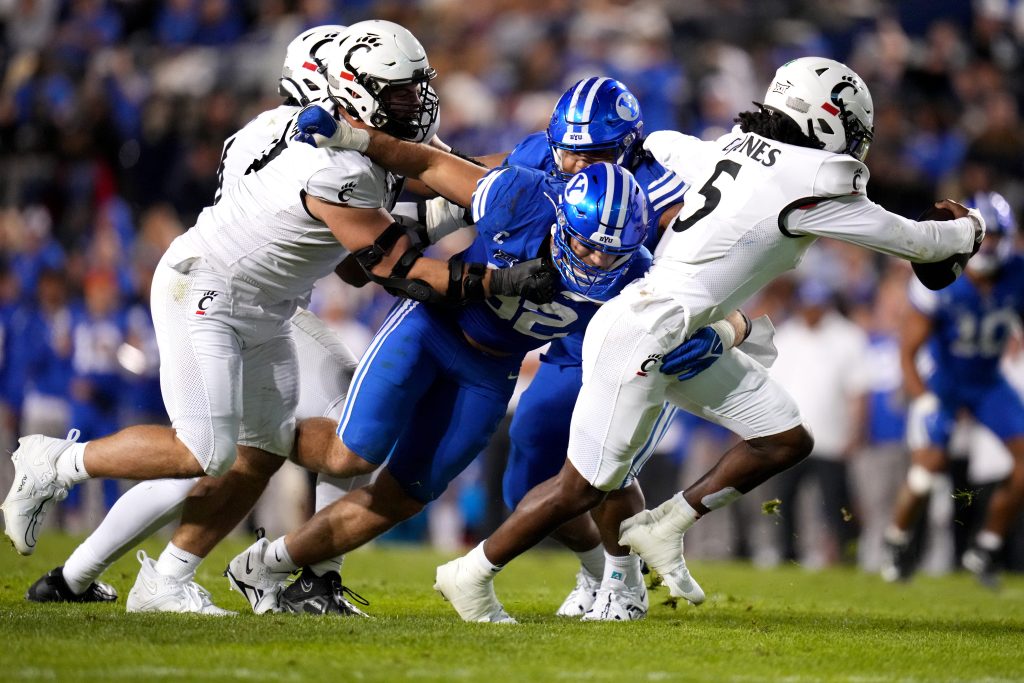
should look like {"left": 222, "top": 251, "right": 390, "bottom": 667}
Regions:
{"left": 293, "top": 104, "right": 339, "bottom": 148}
{"left": 660, "top": 326, "right": 724, "bottom": 381}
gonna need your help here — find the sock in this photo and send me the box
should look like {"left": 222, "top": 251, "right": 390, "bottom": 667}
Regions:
{"left": 976, "top": 530, "right": 1003, "bottom": 552}
{"left": 62, "top": 478, "right": 196, "bottom": 593}
{"left": 55, "top": 442, "right": 90, "bottom": 487}
{"left": 266, "top": 537, "right": 298, "bottom": 573}
{"left": 604, "top": 551, "right": 641, "bottom": 589}
{"left": 884, "top": 525, "right": 910, "bottom": 546}
{"left": 667, "top": 492, "right": 699, "bottom": 534}
{"left": 154, "top": 542, "right": 201, "bottom": 581}
{"left": 310, "top": 556, "right": 344, "bottom": 577}
{"left": 468, "top": 541, "right": 503, "bottom": 580}
{"left": 575, "top": 543, "right": 605, "bottom": 579}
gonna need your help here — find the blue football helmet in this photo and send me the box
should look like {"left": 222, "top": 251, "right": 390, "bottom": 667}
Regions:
{"left": 547, "top": 78, "right": 644, "bottom": 180}
{"left": 965, "top": 191, "right": 1017, "bottom": 275}
{"left": 552, "top": 163, "right": 649, "bottom": 301}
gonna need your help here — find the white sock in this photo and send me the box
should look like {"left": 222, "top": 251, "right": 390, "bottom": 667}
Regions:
{"left": 575, "top": 543, "right": 605, "bottom": 579}
{"left": 154, "top": 542, "right": 201, "bottom": 581}
{"left": 55, "top": 442, "right": 90, "bottom": 487}
{"left": 62, "top": 478, "right": 196, "bottom": 593}
{"left": 884, "top": 525, "right": 910, "bottom": 546}
{"left": 310, "top": 557, "right": 343, "bottom": 577}
{"left": 468, "top": 541, "right": 503, "bottom": 580}
{"left": 976, "top": 530, "right": 1003, "bottom": 551}
{"left": 266, "top": 537, "right": 298, "bottom": 573}
{"left": 604, "top": 552, "right": 641, "bottom": 589}
{"left": 666, "top": 492, "right": 699, "bottom": 534}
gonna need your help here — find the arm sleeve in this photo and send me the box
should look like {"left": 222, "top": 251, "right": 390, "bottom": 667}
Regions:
{"left": 304, "top": 153, "right": 390, "bottom": 209}
{"left": 788, "top": 155, "right": 975, "bottom": 261}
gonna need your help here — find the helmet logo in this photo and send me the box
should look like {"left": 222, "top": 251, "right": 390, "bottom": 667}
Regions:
{"left": 565, "top": 173, "right": 589, "bottom": 205}
{"left": 615, "top": 93, "right": 640, "bottom": 122}
{"left": 771, "top": 80, "right": 792, "bottom": 95}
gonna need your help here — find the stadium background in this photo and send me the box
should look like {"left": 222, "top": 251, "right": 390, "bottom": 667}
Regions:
{"left": 0, "top": 0, "right": 1022, "bottom": 575}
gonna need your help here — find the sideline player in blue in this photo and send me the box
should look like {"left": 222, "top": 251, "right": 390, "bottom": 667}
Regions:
{"left": 882, "top": 191, "right": 1024, "bottom": 587}
{"left": 498, "top": 78, "right": 688, "bottom": 618}
{"left": 225, "top": 161, "right": 653, "bottom": 619}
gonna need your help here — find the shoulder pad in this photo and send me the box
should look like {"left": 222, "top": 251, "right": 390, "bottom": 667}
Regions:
{"left": 305, "top": 152, "right": 389, "bottom": 209}
{"left": 504, "top": 132, "right": 549, "bottom": 169}
{"left": 643, "top": 131, "right": 713, "bottom": 186}
{"left": 471, "top": 166, "right": 519, "bottom": 224}
{"left": 812, "top": 156, "right": 869, "bottom": 198}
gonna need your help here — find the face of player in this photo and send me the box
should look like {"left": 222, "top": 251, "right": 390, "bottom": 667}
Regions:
{"left": 569, "top": 236, "right": 618, "bottom": 270}
{"left": 557, "top": 148, "right": 618, "bottom": 176}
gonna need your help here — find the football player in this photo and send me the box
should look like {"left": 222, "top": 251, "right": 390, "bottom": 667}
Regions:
{"left": 882, "top": 191, "right": 1024, "bottom": 587}
{"left": 22, "top": 24, "right": 361, "bottom": 614}
{"left": 411, "top": 56, "right": 985, "bottom": 622}
{"left": 2, "top": 20, "right": 555, "bottom": 615}
{"left": 224, "top": 161, "right": 651, "bottom": 619}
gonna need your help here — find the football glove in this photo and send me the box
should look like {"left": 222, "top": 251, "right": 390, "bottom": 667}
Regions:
{"left": 293, "top": 104, "right": 370, "bottom": 152}
{"left": 489, "top": 258, "right": 559, "bottom": 305}
{"left": 660, "top": 325, "right": 725, "bottom": 381}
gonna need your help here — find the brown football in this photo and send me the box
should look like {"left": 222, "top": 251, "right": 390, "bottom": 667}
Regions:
{"left": 911, "top": 205, "right": 969, "bottom": 291}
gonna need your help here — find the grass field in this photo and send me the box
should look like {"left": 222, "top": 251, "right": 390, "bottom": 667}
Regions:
{"left": 0, "top": 534, "right": 1022, "bottom": 682}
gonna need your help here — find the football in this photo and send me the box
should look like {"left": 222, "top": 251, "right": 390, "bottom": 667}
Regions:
{"left": 911, "top": 205, "right": 970, "bottom": 290}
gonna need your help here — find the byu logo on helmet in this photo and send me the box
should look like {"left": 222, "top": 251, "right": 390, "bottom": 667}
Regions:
{"left": 551, "top": 163, "right": 648, "bottom": 302}
{"left": 615, "top": 93, "right": 640, "bottom": 122}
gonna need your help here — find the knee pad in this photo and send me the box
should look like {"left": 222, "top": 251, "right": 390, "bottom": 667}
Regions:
{"left": 907, "top": 464, "right": 937, "bottom": 495}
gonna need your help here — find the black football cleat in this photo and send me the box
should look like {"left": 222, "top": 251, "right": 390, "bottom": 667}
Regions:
{"left": 280, "top": 567, "right": 370, "bottom": 617}
{"left": 26, "top": 566, "right": 117, "bottom": 603}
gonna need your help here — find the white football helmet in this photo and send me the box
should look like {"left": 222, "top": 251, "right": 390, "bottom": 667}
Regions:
{"left": 322, "top": 20, "right": 439, "bottom": 142}
{"left": 279, "top": 25, "right": 347, "bottom": 106}
{"left": 762, "top": 57, "right": 874, "bottom": 161}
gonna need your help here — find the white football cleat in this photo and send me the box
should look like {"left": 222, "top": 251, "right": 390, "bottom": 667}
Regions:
{"left": 581, "top": 582, "right": 649, "bottom": 621}
{"left": 2, "top": 431, "right": 80, "bottom": 555}
{"left": 126, "top": 551, "right": 234, "bottom": 615}
{"left": 555, "top": 569, "right": 601, "bottom": 617}
{"left": 434, "top": 556, "right": 516, "bottom": 623}
{"left": 225, "top": 537, "right": 290, "bottom": 614}
{"left": 619, "top": 505, "right": 705, "bottom": 605}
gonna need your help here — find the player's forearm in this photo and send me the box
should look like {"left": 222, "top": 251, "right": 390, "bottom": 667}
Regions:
{"left": 364, "top": 131, "right": 480, "bottom": 208}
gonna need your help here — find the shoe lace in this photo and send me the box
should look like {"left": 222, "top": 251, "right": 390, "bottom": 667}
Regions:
{"left": 184, "top": 581, "right": 217, "bottom": 610}
{"left": 335, "top": 583, "right": 370, "bottom": 608}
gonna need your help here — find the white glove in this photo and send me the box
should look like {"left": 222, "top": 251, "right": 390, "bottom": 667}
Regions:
{"left": 424, "top": 196, "right": 470, "bottom": 243}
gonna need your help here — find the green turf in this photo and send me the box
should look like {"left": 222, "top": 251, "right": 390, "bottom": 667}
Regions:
{"left": 0, "top": 535, "right": 1022, "bottom": 682}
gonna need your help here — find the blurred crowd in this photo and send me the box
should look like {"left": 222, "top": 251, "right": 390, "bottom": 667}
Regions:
{"left": 1, "top": 0, "right": 1024, "bottom": 573}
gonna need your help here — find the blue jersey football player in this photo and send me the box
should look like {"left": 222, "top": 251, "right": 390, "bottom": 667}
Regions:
{"left": 225, "top": 160, "right": 653, "bottom": 619}
{"left": 500, "top": 78, "right": 686, "bottom": 617}
{"left": 883, "top": 192, "right": 1024, "bottom": 587}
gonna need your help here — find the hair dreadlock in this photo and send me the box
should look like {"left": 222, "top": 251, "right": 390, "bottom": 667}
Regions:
{"left": 735, "top": 103, "right": 825, "bottom": 150}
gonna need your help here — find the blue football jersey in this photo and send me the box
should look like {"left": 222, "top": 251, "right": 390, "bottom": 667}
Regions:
{"left": 455, "top": 166, "right": 651, "bottom": 355}
{"left": 504, "top": 131, "right": 687, "bottom": 249}
{"left": 910, "top": 255, "right": 1024, "bottom": 394}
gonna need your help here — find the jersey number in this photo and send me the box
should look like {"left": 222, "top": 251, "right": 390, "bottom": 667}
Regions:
{"left": 489, "top": 297, "right": 579, "bottom": 340}
{"left": 673, "top": 159, "right": 742, "bottom": 232}
{"left": 951, "top": 310, "right": 1018, "bottom": 358}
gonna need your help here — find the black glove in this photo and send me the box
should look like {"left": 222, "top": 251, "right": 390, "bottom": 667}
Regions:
{"left": 489, "top": 257, "right": 559, "bottom": 304}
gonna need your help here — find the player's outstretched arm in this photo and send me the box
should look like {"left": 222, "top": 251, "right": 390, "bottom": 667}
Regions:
{"left": 899, "top": 305, "right": 934, "bottom": 401}
{"left": 295, "top": 104, "right": 483, "bottom": 208}
{"left": 307, "top": 199, "right": 557, "bottom": 304}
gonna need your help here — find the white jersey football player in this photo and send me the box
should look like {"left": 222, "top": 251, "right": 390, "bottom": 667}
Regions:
{"left": 422, "top": 57, "right": 986, "bottom": 622}
{"left": 22, "top": 24, "right": 376, "bottom": 614}
{"left": 3, "top": 19, "right": 556, "bottom": 614}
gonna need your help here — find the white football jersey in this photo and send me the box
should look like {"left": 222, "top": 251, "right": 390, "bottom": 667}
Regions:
{"left": 166, "top": 105, "right": 401, "bottom": 306}
{"left": 629, "top": 127, "right": 977, "bottom": 339}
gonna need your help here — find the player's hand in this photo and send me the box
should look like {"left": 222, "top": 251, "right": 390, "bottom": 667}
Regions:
{"left": 660, "top": 325, "right": 725, "bottom": 381}
{"left": 293, "top": 104, "right": 370, "bottom": 152}
{"left": 489, "top": 258, "right": 559, "bottom": 304}
{"left": 935, "top": 199, "right": 986, "bottom": 254}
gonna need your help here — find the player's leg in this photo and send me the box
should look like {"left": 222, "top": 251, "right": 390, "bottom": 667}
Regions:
{"left": 3, "top": 261, "right": 243, "bottom": 555}
{"left": 881, "top": 395, "right": 953, "bottom": 582}
{"left": 26, "top": 478, "right": 198, "bottom": 603}
{"left": 435, "top": 298, "right": 670, "bottom": 622}
{"left": 619, "top": 348, "right": 810, "bottom": 601}
{"left": 504, "top": 361, "right": 606, "bottom": 616}
{"left": 961, "top": 381, "right": 1024, "bottom": 586}
{"left": 126, "top": 313, "right": 299, "bottom": 614}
